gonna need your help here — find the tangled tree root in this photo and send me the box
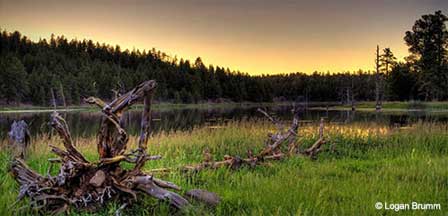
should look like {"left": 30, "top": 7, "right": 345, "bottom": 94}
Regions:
{"left": 10, "top": 80, "right": 217, "bottom": 214}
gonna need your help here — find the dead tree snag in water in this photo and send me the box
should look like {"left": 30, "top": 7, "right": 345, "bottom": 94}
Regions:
{"left": 10, "top": 80, "right": 217, "bottom": 214}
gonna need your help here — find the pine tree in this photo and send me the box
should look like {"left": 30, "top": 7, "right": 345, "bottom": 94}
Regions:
{"left": 0, "top": 54, "right": 28, "bottom": 104}
{"left": 380, "top": 48, "right": 397, "bottom": 75}
{"left": 404, "top": 10, "right": 448, "bottom": 100}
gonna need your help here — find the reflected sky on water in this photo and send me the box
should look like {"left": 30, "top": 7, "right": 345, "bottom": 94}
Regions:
{"left": 1, "top": 105, "right": 447, "bottom": 140}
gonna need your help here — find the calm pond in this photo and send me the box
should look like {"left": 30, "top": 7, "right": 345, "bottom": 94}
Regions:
{"left": 1, "top": 105, "right": 447, "bottom": 140}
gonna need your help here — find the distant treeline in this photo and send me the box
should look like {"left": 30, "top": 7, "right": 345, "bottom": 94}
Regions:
{"left": 0, "top": 11, "right": 447, "bottom": 105}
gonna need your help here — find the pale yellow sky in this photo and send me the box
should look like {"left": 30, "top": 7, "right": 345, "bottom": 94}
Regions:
{"left": 1, "top": 0, "right": 447, "bottom": 75}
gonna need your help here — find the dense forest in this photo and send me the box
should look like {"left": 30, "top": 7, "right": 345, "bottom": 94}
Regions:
{"left": 0, "top": 11, "right": 447, "bottom": 106}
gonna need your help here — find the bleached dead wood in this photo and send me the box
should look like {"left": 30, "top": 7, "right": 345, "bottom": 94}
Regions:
{"left": 8, "top": 120, "right": 31, "bottom": 158}
{"left": 301, "top": 117, "right": 326, "bottom": 159}
{"left": 181, "top": 108, "right": 328, "bottom": 172}
{"left": 10, "top": 80, "right": 217, "bottom": 214}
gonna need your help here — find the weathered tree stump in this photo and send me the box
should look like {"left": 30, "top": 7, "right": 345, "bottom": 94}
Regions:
{"left": 8, "top": 120, "right": 30, "bottom": 158}
{"left": 9, "top": 80, "right": 217, "bottom": 214}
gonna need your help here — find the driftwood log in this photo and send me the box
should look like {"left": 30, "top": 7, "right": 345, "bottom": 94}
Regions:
{"left": 9, "top": 80, "right": 217, "bottom": 214}
{"left": 181, "top": 108, "right": 327, "bottom": 172}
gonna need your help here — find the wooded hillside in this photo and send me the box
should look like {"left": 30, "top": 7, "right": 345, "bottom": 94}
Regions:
{"left": 0, "top": 11, "right": 447, "bottom": 105}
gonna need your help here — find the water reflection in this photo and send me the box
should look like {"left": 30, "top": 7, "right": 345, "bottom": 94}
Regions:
{"left": 1, "top": 106, "right": 447, "bottom": 140}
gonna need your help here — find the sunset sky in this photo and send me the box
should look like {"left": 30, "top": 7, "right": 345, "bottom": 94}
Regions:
{"left": 1, "top": 0, "right": 447, "bottom": 75}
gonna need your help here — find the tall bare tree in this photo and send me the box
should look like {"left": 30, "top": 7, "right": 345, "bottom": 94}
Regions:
{"left": 375, "top": 45, "right": 382, "bottom": 111}
{"left": 59, "top": 82, "right": 67, "bottom": 108}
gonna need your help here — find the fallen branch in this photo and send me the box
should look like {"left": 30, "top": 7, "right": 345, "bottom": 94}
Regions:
{"left": 301, "top": 118, "right": 327, "bottom": 159}
{"left": 182, "top": 108, "right": 300, "bottom": 172}
{"left": 181, "top": 108, "right": 328, "bottom": 172}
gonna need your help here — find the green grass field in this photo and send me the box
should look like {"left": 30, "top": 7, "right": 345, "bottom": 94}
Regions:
{"left": 0, "top": 120, "right": 447, "bottom": 215}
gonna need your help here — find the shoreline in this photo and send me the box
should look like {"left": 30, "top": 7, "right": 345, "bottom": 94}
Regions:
{"left": 0, "top": 102, "right": 294, "bottom": 113}
{"left": 1, "top": 101, "right": 448, "bottom": 113}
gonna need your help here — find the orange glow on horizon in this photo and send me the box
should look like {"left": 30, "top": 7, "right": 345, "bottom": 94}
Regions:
{"left": 0, "top": 0, "right": 446, "bottom": 75}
